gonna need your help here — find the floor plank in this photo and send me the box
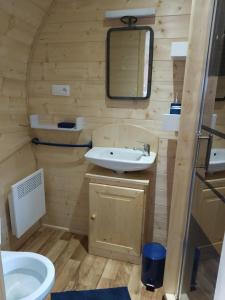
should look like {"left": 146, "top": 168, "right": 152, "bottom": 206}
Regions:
{"left": 19, "top": 226, "right": 164, "bottom": 300}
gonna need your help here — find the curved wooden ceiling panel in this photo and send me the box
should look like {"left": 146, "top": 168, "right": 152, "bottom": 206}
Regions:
{"left": 0, "top": 0, "right": 53, "bottom": 162}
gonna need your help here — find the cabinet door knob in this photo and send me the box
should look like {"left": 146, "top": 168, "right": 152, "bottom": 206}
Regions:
{"left": 91, "top": 214, "right": 96, "bottom": 220}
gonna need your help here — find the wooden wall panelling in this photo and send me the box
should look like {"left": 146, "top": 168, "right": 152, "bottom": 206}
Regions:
{"left": 92, "top": 124, "right": 158, "bottom": 153}
{"left": 164, "top": 0, "right": 216, "bottom": 295}
{"left": 0, "top": 0, "right": 53, "bottom": 249}
{"left": 0, "top": 144, "right": 39, "bottom": 250}
{"left": 28, "top": 0, "right": 192, "bottom": 244}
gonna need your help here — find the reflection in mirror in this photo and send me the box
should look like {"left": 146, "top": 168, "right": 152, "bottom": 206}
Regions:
{"left": 210, "top": 47, "right": 225, "bottom": 167}
{"left": 208, "top": 47, "right": 225, "bottom": 173}
{"left": 213, "top": 37, "right": 225, "bottom": 136}
{"left": 106, "top": 27, "right": 153, "bottom": 100}
{"left": 202, "top": 0, "right": 225, "bottom": 132}
{"left": 200, "top": 0, "right": 225, "bottom": 175}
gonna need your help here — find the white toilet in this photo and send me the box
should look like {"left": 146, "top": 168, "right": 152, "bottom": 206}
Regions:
{"left": 1, "top": 251, "right": 55, "bottom": 300}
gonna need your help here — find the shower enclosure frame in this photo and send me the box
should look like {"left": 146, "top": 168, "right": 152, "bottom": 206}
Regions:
{"left": 177, "top": 0, "right": 225, "bottom": 297}
{"left": 164, "top": 0, "right": 222, "bottom": 297}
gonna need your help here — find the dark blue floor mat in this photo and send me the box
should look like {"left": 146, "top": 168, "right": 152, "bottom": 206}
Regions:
{"left": 51, "top": 287, "right": 131, "bottom": 300}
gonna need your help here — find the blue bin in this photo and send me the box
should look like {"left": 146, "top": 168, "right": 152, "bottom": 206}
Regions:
{"left": 141, "top": 243, "right": 166, "bottom": 290}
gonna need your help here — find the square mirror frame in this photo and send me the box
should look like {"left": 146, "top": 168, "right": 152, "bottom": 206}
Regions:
{"left": 106, "top": 26, "right": 154, "bottom": 100}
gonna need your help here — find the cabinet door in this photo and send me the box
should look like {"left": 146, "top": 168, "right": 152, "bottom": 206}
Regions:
{"left": 89, "top": 183, "right": 145, "bottom": 258}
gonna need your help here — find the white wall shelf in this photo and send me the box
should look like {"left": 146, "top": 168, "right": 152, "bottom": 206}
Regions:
{"left": 171, "top": 41, "right": 188, "bottom": 60}
{"left": 162, "top": 114, "right": 180, "bottom": 131}
{"left": 105, "top": 8, "right": 156, "bottom": 19}
{"left": 30, "top": 115, "right": 84, "bottom": 132}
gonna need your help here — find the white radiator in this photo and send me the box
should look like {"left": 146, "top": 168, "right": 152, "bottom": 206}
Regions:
{"left": 9, "top": 169, "right": 46, "bottom": 239}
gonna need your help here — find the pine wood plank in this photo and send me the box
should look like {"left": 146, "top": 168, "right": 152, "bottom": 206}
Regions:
{"left": 0, "top": 0, "right": 52, "bottom": 249}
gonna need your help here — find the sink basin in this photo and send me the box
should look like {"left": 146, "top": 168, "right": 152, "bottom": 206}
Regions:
{"left": 85, "top": 147, "right": 156, "bottom": 172}
{"left": 208, "top": 148, "right": 225, "bottom": 173}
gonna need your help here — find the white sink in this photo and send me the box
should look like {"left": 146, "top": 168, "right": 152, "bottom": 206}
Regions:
{"left": 208, "top": 148, "right": 225, "bottom": 173}
{"left": 85, "top": 147, "right": 156, "bottom": 172}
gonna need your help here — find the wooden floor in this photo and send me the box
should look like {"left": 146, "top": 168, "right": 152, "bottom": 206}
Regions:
{"left": 19, "top": 226, "right": 163, "bottom": 300}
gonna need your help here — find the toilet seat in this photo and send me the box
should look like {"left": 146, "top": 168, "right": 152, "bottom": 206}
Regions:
{"left": 1, "top": 251, "right": 55, "bottom": 300}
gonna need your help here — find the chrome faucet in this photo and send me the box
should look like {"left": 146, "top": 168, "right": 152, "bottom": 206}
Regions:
{"left": 133, "top": 143, "right": 150, "bottom": 156}
{"left": 143, "top": 144, "right": 150, "bottom": 156}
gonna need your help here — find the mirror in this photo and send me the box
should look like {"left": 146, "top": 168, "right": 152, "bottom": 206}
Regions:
{"left": 106, "top": 26, "right": 154, "bottom": 100}
{"left": 215, "top": 39, "right": 225, "bottom": 101}
{"left": 200, "top": 0, "right": 225, "bottom": 175}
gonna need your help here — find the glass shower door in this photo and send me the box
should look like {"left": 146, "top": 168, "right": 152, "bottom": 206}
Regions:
{"left": 179, "top": 0, "right": 225, "bottom": 299}
{"left": 180, "top": 171, "right": 225, "bottom": 299}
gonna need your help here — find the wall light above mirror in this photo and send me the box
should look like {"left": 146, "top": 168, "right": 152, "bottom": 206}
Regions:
{"left": 106, "top": 25, "right": 154, "bottom": 100}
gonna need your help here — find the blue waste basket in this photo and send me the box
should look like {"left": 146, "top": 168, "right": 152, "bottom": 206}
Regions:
{"left": 141, "top": 243, "right": 166, "bottom": 290}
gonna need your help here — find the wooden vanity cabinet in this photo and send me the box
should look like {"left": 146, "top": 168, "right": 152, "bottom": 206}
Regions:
{"left": 86, "top": 166, "right": 152, "bottom": 264}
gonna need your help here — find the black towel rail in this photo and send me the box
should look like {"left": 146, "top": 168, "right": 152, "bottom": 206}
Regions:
{"left": 32, "top": 137, "right": 92, "bottom": 149}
